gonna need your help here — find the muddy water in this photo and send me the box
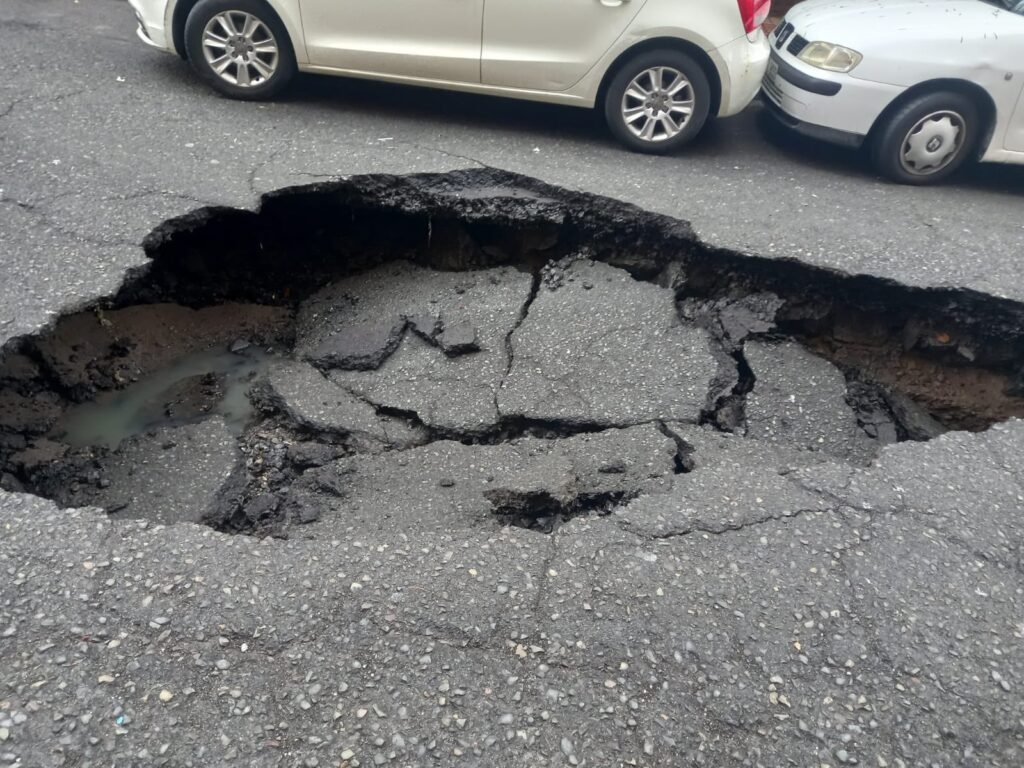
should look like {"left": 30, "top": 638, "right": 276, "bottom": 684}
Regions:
{"left": 54, "top": 346, "right": 279, "bottom": 449}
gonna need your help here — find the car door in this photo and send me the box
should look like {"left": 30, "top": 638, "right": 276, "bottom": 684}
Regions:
{"left": 1007, "top": 86, "right": 1024, "bottom": 152}
{"left": 482, "top": 0, "right": 649, "bottom": 91}
{"left": 299, "top": 0, "right": 483, "bottom": 83}
{"left": 1002, "top": 4, "right": 1024, "bottom": 152}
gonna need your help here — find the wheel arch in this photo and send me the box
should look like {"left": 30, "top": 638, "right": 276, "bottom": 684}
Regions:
{"left": 868, "top": 78, "right": 997, "bottom": 160}
{"left": 171, "top": 0, "right": 202, "bottom": 57}
{"left": 596, "top": 37, "right": 722, "bottom": 119}
{"left": 171, "top": 0, "right": 301, "bottom": 62}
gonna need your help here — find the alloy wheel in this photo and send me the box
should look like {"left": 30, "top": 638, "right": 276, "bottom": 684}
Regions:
{"left": 201, "top": 11, "right": 279, "bottom": 88}
{"left": 620, "top": 67, "right": 695, "bottom": 143}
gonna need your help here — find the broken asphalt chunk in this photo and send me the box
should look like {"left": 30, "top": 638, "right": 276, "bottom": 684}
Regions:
{"left": 302, "top": 261, "right": 533, "bottom": 434}
{"left": 498, "top": 259, "right": 717, "bottom": 427}
{"left": 256, "top": 360, "right": 427, "bottom": 451}
{"left": 437, "top": 320, "right": 480, "bottom": 356}
{"left": 274, "top": 424, "right": 677, "bottom": 535}
{"left": 306, "top": 318, "right": 408, "bottom": 371}
{"left": 744, "top": 340, "right": 879, "bottom": 464}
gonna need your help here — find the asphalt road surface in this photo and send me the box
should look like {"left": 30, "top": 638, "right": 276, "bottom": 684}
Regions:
{"left": 2, "top": 2, "right": 1024, "bottom": 767}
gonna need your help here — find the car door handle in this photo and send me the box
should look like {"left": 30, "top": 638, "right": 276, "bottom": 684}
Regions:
{"left": 599, "top": 0, "right": 630, "bottom": 7}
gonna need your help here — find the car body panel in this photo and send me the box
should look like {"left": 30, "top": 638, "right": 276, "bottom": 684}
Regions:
{"left": 763, "top": 0, "right": 1024, "bottom": 165}
{"left": 129, "top": 0, "right": 768, "bottom": 117}
{"left": 1005, "top": 81, "right": 1024, "bottom": 152}
{"left": 298, "top": 64, "right": 595, "bottom": 106}
{"left": 128, "top": 0, "right": 170, "bottom": 48}
{"left": 714, "top": 28, "right": 771, "bottom": 115}
{"left": 482, "top": 0, "right": 650, "bottom": 92}
{"left": 299, "top": 0, "right": 483, "bottom": 83}
{"left": 154, "top": 0, "right": 310, "bottom": 62}
{"left": 593, "top": 1, "right": 769, "bottom": 114}
{"left": 790, "top": 0, "right": 1011, "bottom": 54}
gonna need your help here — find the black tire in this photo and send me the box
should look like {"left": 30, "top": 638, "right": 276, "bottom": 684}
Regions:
{"left": 603, "top": 49, "right": 712, "bottom": 154}
{"left": 870, "top": 91, "right": 981, "bottom": 185}
{"left": 184, "top": 0, "right": 296, "bottom": 100}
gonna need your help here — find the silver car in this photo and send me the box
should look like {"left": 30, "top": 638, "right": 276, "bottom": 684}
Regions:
{"left": 129, "top": 0, "right": 771, "bottom": 152}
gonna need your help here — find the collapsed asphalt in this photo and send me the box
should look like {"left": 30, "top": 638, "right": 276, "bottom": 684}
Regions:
{"left": 2, "top": 2, "right": 1024, "bottom": 766}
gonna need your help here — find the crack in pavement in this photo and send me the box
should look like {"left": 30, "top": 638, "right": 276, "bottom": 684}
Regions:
{"left": 0, "top": 87, "right": 94, "bottom": 124}
{"left": 247, "top": 148, "right": 285, "bottom": 197}
{"left": 620, "top": 505, "right": 831, "bottom": 541}
{"left": 495, "top": 268, "right": 542, "bottom": 418}
{"left": 1, "top": 194, "right": 140, "bottom": 249}
{"left": 397, "top": 140, "right": 499, "bottom": 171}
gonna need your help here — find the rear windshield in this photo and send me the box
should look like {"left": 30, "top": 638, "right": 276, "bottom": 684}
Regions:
{"left": 988, "top": 0, "right": 1024, "bottom": 15}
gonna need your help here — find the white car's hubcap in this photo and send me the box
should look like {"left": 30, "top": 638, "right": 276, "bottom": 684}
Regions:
{"left": 202, "top": 12, "right": 279, "bottom": 88}
{"left": 622, "top": 67, "right": 695, "bottom": 143}
{"left": 901, "top": 111, "right": 966, "bottom": 175}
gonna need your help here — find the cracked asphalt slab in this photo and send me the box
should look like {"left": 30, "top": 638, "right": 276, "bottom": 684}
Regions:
{"left": 2, "top": 1, "right": 1024, "bottom": 766}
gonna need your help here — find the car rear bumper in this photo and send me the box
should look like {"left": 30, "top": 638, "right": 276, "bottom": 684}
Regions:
{"left": 136, "top": 23, "right": 166, "bottom": 50}
{"left": 128, "top": 0, "right": 171, "bottom": 51}
{"left": 715, "top": 30, "right": 771, "bottom": 117}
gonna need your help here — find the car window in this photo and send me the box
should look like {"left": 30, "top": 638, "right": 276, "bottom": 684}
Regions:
{"left": 988, "top": 0, "right": 1024, "bottom": 14}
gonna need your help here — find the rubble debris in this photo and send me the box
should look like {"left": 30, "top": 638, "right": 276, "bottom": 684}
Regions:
{"left": 436, "top": 321, "right": 480, "bottom": 356}
{"left": 306, "top": 318, "right": 408, "bottom": 371}
{"left": 680, "top": 292, "right": 784, "bottom": 353}
{"left": 31, "top": 418, "right": 238, "bottom": 526}
{"left": 616, "top": 422, "right": 834, "bottom": 538}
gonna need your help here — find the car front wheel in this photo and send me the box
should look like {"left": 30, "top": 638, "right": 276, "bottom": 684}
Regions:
{"left": 604, "top": 50, "right": 712, "bottom": 154}
{"left": 871, "top": 91, "right": 980, "bottom": 185}
{"left": 184, "top": 0, "right": 296, "bottom": 100}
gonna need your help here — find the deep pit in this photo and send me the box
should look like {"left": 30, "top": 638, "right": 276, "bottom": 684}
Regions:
{"left": 2, "top": 169, "right": 1023, "bottom": 536}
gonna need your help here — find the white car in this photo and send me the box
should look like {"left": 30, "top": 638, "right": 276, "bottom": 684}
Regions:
{"left": 128, "top": 0, "right": 771, "bottom": 153}
{"left": 762, "top": 0, "right": 1024, "bottom": 184}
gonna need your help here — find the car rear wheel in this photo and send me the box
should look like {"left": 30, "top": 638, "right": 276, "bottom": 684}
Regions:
{"left": 604, "top": 50, "right": 712, "bottom": 154}
{"left": 871, "top": 91, "right": 980, "bottom": 185}
{"left": 184, "top": 0, "right": 296, "bottom": 100}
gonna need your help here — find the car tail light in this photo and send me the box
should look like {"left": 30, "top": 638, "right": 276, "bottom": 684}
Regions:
{"left": 737, "top": 0, "right": 771, "bottom": 34}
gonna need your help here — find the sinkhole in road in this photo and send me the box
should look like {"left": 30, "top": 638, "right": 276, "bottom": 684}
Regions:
{"left": 2, "top": 169, "right": 1023, "bottom": 535}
